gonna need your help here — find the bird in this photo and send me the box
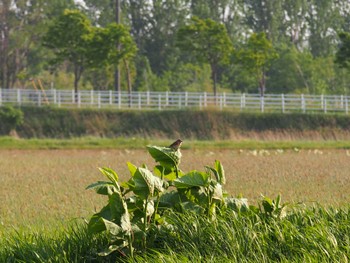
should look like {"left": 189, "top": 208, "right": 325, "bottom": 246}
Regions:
{"left": 168, "top": 139, "right": 183, "bottom": 151}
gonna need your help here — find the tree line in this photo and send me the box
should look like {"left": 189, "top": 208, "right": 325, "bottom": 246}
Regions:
{"left": 1, "top": 0, "right": 350, "bottom": 96}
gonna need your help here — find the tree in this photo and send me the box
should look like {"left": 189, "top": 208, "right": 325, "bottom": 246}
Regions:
{"left": 335, "top": 32, "right": 350, "bottom": 70}
{"left": 43, "top": 9, "right": 93, "bottom": 99}
{"left": 177, "top": 16, "right": 233, "bottom": 96}
{"left": 43, "top": 9, "right": 137, "bottom": 100}
{"left": 235, "top": 32, "right": 278, "bottom": 97}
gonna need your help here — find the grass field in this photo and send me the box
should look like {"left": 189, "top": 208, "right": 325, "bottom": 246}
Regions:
{"left": 1, "top": 147, "right": 350, "bottom": 230}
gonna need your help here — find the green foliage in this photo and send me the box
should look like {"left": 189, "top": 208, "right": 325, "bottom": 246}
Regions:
{"left": 177, "top": 16, "right": 233, "bottom": 95}
{"left": 0, "top": 106, "right": 24, "bottom": 134}
{"left": 87, "top": 143, "right": 229, "bottom": 257}
{"left": 43, "top": 9, "right": 137, "bottom": 92}
{"left": 234, "top": 32, "right": 278, "bottom": 96}
{"left": 335, "top": 32, "right": 350, "bottom": 70}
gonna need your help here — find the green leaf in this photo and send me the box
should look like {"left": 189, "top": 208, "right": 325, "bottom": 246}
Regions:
{"left": 99, "top": 167, "right": 119, "bottom": 184}
{"left": 174, "top": 171, "right": 209, "bottom": 189}
{"left": 98, "top": 245, "right": 121, "bottom": 257}
{"left": 154, "top": 165, "right": 177, "bottom": 181}
{"left": 211, "top": 182, "right": 223, "bottom": 201}
{"left": 86, "top": 181, "right": 117, "bottom": 195}
{"left": 127, "top": 162, "right": 137, "bottom": 177}
{"left": 109, "top": 193, "right": 132, "bottom": 233}
{"left": 226, "top": 197, "right": 249, "bottom": 212}
{"left": 147, "top": 145, "right": 181, "bottom": 169}
{"left": 133, "top": 167, "right": 164, "bottom": 198}
{"left": 158, "top": 191, "right": 182, "bottom": 209}
{"left": 87, "top": 205, "right": 112, "bottom": 234}
{"left": 102, "top": 218, "right": 124, "bottom": 236}
{"left": 215, "top": 160, "right": 226, "bottom": 185}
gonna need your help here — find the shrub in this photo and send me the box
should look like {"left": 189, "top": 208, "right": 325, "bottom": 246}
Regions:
{"left": 0, "top": 105, "right": 24, "bottom": 134}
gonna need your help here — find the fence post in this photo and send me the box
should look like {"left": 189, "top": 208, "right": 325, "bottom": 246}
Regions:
{"left": 147, "top": 91, "right": 150, "bottom": 105}
{"left": 185, "top": 92, "right": 188, "bottom": 107}
{"left": 98, "top": 92, "right": 101, "bottom": 109}
{"left": 118, "top": 91, "right": 121, "bottom": 109}
{"left": 260, "top": 96, "right": 264, "bottom": 113}
{"left": 90, "top": 90, "right": 94, "bottom": 106}
{"left": 220, "top": 95, "right": 223, "bottom": 110}
{"left": 38, "top": 91, "right": 41, "bottom": 107}
{"left": 78, "top": 91, "right": 81, "bottom": 108}
{"left": 223, "top": 92, "right": 226, "bottom": 107}
{"left": 178, "top": 94, "right": 182, "bottom": 109}
{"left": 0, "top": 88, "right": 2, "bottom": 106}
{"left": 281, "top": 94, "right": 285, "bottom": 113}
{"left": 58, "top": 90, "right": 61, "bottom": 107}
{"left": 204, "top": 92, "right": 207, "bottom": 107}
{"left": 345, "top": 96, "right": 349, "bottom": 114}
{"left": 158, "top": 94, "right": 161, "bottom": 110}
{"left": 199, "top": 95, "right": 202, "bottom": 110}
{"left": 321, "top": 94, "right": 324, "bottom": 110}
{"left": 324, "top": 99, "right": 327, "bottom": 113}
{"left": 341, "top": 95, "right": 344, "bottom": 108}
{"left": 17, "top": 89, "right": 21, "bottom": 105}
{"left": 301, "top": 94, "right": 305, "bottom": 113}
{"left": 138, "top": 93, "right": 141, "bottom": 109}
{"left": 165, "top": 91, "right": 169, "bottom": 106}
{"left": 109, "top": 90, "right": 112, "bottom": 105}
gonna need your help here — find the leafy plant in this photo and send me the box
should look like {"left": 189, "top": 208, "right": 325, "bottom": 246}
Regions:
{"left": 86, "top": 142, "right": 290, "bottom": 260}
{"left": 86, "top": 142, "right": 227, "bottom": 258}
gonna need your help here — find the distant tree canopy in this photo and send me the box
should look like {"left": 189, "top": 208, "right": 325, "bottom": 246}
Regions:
{"left": 235, "top": 32, "right": 278, "bottom": 96}
{"left": 177, "top": 16, "right": 233, "bottom": 96}
{"left": 1, "top": 0, "right": 350, "bottom": 95}
{"left": 335, "top": 32, "right": 350, "bottom": 70}
{"left": 43, "top": 9, "right": 136, "bottom": 98}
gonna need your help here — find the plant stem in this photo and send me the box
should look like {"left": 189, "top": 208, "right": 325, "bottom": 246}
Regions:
{"left": 143, "top": 197, "right": 149, "bottom": 249}
{"left": 128, "top": 233, "right": 134, "bottom": 258}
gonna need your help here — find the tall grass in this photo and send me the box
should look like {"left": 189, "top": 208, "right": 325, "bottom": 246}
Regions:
{"left": 2, "top": 205, "right": 350, "bottom": 262}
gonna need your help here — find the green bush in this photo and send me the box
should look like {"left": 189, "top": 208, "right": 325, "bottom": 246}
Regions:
{"left": 0, "top": 105, "right": 24, "bottom": 134}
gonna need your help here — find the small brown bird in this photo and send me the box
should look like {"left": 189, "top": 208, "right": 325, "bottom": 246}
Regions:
{"left": 168, "top": 139, "right": 183, "bottom": 151}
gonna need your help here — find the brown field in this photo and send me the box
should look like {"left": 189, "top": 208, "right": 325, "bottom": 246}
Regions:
{"left": 1, "top": 148, "right": 350, "bottom": 229}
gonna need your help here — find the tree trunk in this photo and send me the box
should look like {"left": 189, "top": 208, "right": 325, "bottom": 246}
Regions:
{"left": 211, "top": 64, "right": 218, "bottom": 104}
{"left": 74, "top": 64, "right": 82, "bottom": 103}
{"left": 123, "top": 59, "right": 132, "bottom": 107}
{"left": 114, "top": 0, "right": 121, "bottom": 101}
{"left": 0, "top": 1, "right": 10, "bottom": 89}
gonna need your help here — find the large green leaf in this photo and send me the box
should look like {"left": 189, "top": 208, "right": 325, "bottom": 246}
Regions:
{"left": 174, "top": 171, "right": 209, "bottom": 189}
{"left": 87, "top": 205, "right": 112, "bottom": 234}
{"left": 158, "top": 191, "right": 182, "bottom": 209}
{"left": 147, "top": 146, "right": 181, "bottom": 169}
{"left": 132, "top": 167, "right": 164, "bottom": 197}
{"left": 109, "top": 192, "right": 132, "bottom": 233}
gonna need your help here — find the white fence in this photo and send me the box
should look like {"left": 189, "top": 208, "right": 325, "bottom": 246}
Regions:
{"left": 0, "top": 88, "right": 349, "bottom": 114}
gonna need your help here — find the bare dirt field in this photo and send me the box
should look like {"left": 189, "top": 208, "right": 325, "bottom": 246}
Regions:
{"left": 1, "top": 148, "right": 350, "bottom": 228}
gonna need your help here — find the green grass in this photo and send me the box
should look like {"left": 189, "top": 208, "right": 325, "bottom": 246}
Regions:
{"left": 1, "top": 206, "right": 350, "bottom": 262}
{"left": 2, "top": 136, "right": 350, "bottom": 150}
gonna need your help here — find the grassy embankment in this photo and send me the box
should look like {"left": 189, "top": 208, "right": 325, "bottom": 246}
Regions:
{"left": 2, "top": 106, "right": 350, "bottom": 141}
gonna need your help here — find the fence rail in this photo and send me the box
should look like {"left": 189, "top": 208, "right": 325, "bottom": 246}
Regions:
{"left": 0, "top": 88, "right": 349, "bottom": 114}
